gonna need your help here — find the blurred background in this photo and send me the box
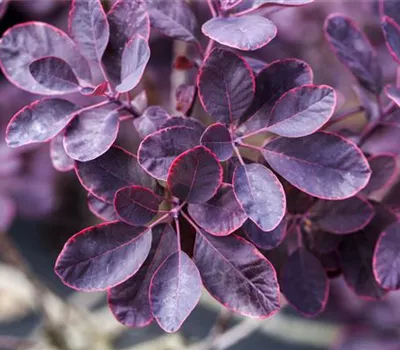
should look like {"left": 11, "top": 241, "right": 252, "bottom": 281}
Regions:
{"left": 1, "top": 1, "right": 400, "bottom": 349}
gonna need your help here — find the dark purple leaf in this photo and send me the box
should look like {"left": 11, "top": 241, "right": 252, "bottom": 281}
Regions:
{"left": 50, "top": 134, "right": 74, "bottom": 172}
{"left": 55, "top": 221, "right": 151, "bottom": 291}
{"left": 0, "top": 22, "right": 91, "bottom": 94}
{"left": 280, "top": 248, "right": 329, "bottom": 316}
{"left": 242, "top": 216, "right": 287, "bottom": 250}
{"left": 286, "top": 185, "right": 315, "bottom": 215}
{"left": 202, "top": 16, "right": 276, "bottom": 51}
{"left": 116, "top": 35, "right": 150, "bottom": 93}
{"left": 188, "top": 184, "right": 247, "bottom": 236}
{"left": 198, "top": 48, "right": 255, "bottom": 124}
{"left": 69, "top": 0, "right": 109, "bottom": 62}
{"left": 29, "top": 57, "right": 80, "bottom": 93}
{"left": 138, "top": 126, "right": 200, "bottom": 181}
{"left": 194, "top": 230, "right": 280, "bottom": 317}
{"left": 147, "top": 0, "right": 198, "bottom": 43}
{"left": 133, "top": 106, "right": 170, "bottom": 138}
{"left": 262, "top": 132, "right": 371, "bottom": 200}
{"left": 363, "top": 154, "right": 398, "bottom": 195}
{"left": 307, "top": 196, "right": 374, "bottom": 234}
{"left": 301, "top": 225, "right": 343, "bottom": 254}
{"left": 167, "top": 146, "right": 222, "bottom": 204}
{"left": 108, "top": 224, "right": 178, "bottom": 328}
{"left": 237, "top": 59, "right": 313, "bottom": 135}
{"left": 175, "top": 84, "right": 196, "bottom": 115}
{"left": 361, "top": 124, "right": 400, "bottom": 155}
{"left": 200, "top": 123, "right": 233, "bottom": 162}
{"left": 150, "top": 251, "right": 202, "bottom": 333}
{"left": 76, "top": 146, "right": 155, "bottom": 203}
{"left": 160, "top": 116, "right": 205, "bottom": 135}
{"left": 64, "top": 104, "right": 119, "bottom": 162}
{"left": 373, "top": 221, "right": 400, "bottom": 290}
{"left": 324, "top": 14, "right": 382, "bottom": 94}
{"left": 233, "top": 163, "right": 285, "bottom": 232}
{"left": 103, "top": 0, "right": 150, "bottom": 85}
{"left": 267, "top": 85, "right": 336, "bottom": 138}
{"left": 382, "top": 16, "right": 400, "bottom": 64}
{"left": 385, "top": 84, "right": 400, "bottom": 107}
{"left": 114, "top": 186, "right": 161, "bottom": 226}
{"left": 87, "top": 193, "right": 118, "bottom": 221}
{"left": 381, "top": 0, "right": 400, "bottom": 26}
{"left": 244, "top": 56, "right": 267, "bottom": 74}
{"left": 234, "top": 0, "right": 314, "bottom": 15}
{"left": 6, "top": 98, "right": 77, "bottom": 147}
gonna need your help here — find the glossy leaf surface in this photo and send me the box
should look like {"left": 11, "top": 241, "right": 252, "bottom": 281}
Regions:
{"left": 55, "top": 222, "right": 151, "bottom": 291}
{"left": 200, "top": 123, "right": 233, "bottom": 162}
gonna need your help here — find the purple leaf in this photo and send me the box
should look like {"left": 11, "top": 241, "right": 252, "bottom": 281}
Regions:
{"left": 244, "top": 56, "right": 267, "bottom": 74}
{"left": 64, "top": 104, "right": 119, "bottom": 162}
{"left": 262, "top": 132, "right": 371, "bottom": 200}
{"left": 76, "top": 146, "right": 155, "bottom": 203}
{"left": 150, "top": 251, "right": 202, "bottom": 333}
{"left": 361, "top": 124, "right": 400, "bottom": 155}
{"left": 103, "top": 0, "right": 150, "bottom": 85}
{"left": 267, "top": 85, "right": 336, "bottom": 138}
{"left": 194, "top": 230, "right": 280, "bottom": 317}
{"left": 242, "top": 216, "right": 287, "bottom": 250}
{"left": 160, "top": 116, "right": 205, "bottom": 135}
{"left": 108, "top": 224, "right": 178, "bottom": 328}
{"left": 188, "top": 184, "right": 247, "bottom": 236}
{"left": 114, "top": 186, "right": 161, "bottom": 226}
{"left": 238, "top": 59, "right": 313, "bottom": 135}
{"left": 280, "top": 248, "right": 329, "bottom": 317}
{"left": 147, "top": 0, "right": 198, "bottom": 42}
{"left": 324, "top": 14, "right": 382, "bottom": 94}
{"left": 175, "top": 84, "right": 196, "bottom": 115}
{"left": 69, "top": 0, "right": 109, "bottom": 62}
{"left": 80, "top": 81, "right": 108, "bottom": 96}
{"left": 54, "top": 221, "right": 151, "bottom": 291}
{"left": 373, "top": 221, "right": 400, "bottom": 290}
{"left": 200, "top": 123, "right": 233, "bottom": 162}
{"left": 138, "top": 126, "right": 200, "bottom": 181}
{"left": 307, "top": 196, "right": 374, "bottom": 234}
{"left": 29, "top": 57, "right": 80, "bottom": 94}
{"left": 133, "top": 106, "right": 170, "bottom": 138}
{"left": 234, "top": 0, "right": 314, "bottom": 15}
{"left": 233, "top": 163, "right": 286, "bottom": 232}
{"left": 87, "top": 193, "right": 118, "bottom": 221}
{"left": 301, "top": 226, "right": 342, "bottom": 254}
{"left": 0, "top": 22, "right": 91, "bottom": 94}
{"left": 363, "top": 154, "right": 398, "bottom": 195}
{"left": 385, "top": 84, "right": 400, "bottom": 107}
{"left": 220, "top": 0, "right": 243, "bottom": 11}
{"left": 116, "top": 35, "right": 150, "bottom": 93}
{"left": 6, "top": 98, "right": 77, "bottom": 147}
{"left": 198, "top": 48, "right": 255, "bottom": 124}
{"left": 167, "top": 146, "right": 222, "bottom": 204}
{"left": 202, "top": 16, "right": 276, "bottom": 51}
{"left": 382, "top": 16, "right": 400, "bottom": 64}
{"left": 381, "top": 0, "right": 400, "bottom": 26}
{"left": 50, "top": 134, "right": 75, "bottom": 172}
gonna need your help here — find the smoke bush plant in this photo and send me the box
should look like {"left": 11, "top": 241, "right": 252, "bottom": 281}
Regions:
{"left": 1, "top": 0, "right": 400, "bottom": 334}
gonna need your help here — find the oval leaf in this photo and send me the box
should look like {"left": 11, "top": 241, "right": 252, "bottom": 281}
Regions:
{"left": 233, "top": 163, "right": 285, "bottom": 232}
{"left": 242, "top": 216, "right": 287, "bottom": 250}
{"left": 161, "top": 116, "right": 205, "bottom": 134}
{"left": 114, "top": 186, "right": 161, "bottom": 226}
{"left": 55, "top": 221, "right": 152, "bottom": 291}
{"left": 50, "top": 134, "right": 75, "bottom": 172}
{"left": 281, "top": 248, "right": 329, "bottom": 317}
{"left": 29, "top": 57, "right": 80, "bottom": 93}
{"left": 6, "top": 98, "right": 77, "bottom": 148}
{"left": 133, "top": 106, "right": 170, "bottom": 138}
{"left": 64, "top": 104, "right": 119, "bottom": 162}
{"left": 188, "top": 184, "right": 247, "bottom": 236}
{"left": 202, "top": 16, "right": 276, "bottom": 51}
{"left": 382, "top": 16, "right": 400, "bottom": 64}
{"left": 194, "top": 230, "right": 280, "bottom": 317}
{"left": 263, "top": 132, "right": 371, "bottom": 200}
{"left": 0, "top": 22, "right": 91, "bottom": 94}
{"left": 363, "top": 154, "right": 398, "bottom": 195}
{"left": 267, "top": 85, "right": 336, "bottom": 137}
{"left": 138, "top": 126, "right": 200, "bottom": 181}
{"left": 87, "top": 193, "right": 118, "bottom": 221}
{"left": 200, "top": 123, "right": 233, "bottom": 161}
{"left": 198, "top": 48, "right": 255, "bottom": 124}
{"left": 76, "top": 146, "right": 155, "bottom": 203}
{"left": 150, "top": 251, "right": 202, "bottom": 333}
{"left": 69, "top": 0, "right": 109, "bottom": 62}
{"left": 307, "top": 196, "right": 374, "bottom": 234}
{"left": 373, "top": 221, "right": 400, "bottom": 290}
{"left": 324, "top": 14, "right": 382, "bottom": 94}
{"left": 116, "top": 35, "right": 150, "bottom": 93}
{"left": 167, "top": 146, "right": 222, "bottom": 204}
{"left": 108, "top": 224, "right": 178, "bottom": 328}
